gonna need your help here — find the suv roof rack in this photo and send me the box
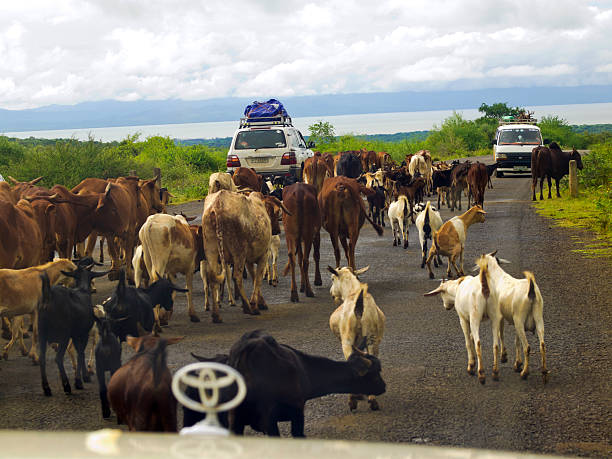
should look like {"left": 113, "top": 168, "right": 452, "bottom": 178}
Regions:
{"left": 498, "top": 119, "right": 538, "bottom": 125}
{"left": 239, "top": 115, "right": 293, "bottom": 128}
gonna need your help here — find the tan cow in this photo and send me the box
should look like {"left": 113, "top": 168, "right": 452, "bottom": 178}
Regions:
{"left": 138, "top": 213, "right": 205, "bottom": 322}
{"left": 208, "top": 172, "right": 238, "bottom": 194}
{"left": 201, "top": 190, "right": 279, "bottom": 322}
{"left": 0, "top": 259, "right": 77, "bottom": 362}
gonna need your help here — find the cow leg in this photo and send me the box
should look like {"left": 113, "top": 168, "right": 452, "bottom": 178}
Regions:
{"left": 200, "top": 260, "right": 210, "bottom": 312}
{"left": 99, "top": 237, "right": 105, "bottom": 263}
{"left": 234, "top": 260, "right": 258, "bottom": 315}
{"left": 339, "top": 235, "right": 351, "bottom": 270}
{"left": 491, "top": 316, "right": 501, "bottom": 381}
{"left": 185, "top": 268, "right": 199, "bottom": 322}
{"left": 329, "top": 231, "right": 341, "bottom": 269}
{"left": 546, "top": 176, "right": 552, "bottom": 199}
{"left": 96, "top": 361, "right": 111, "bottom": 418}
{"left": 532, "top": 176, "right": 537, "bottom": 201}
{"left": 290, "top": 410, "right": 306, "bottom": 438}
{"left": 286, "top": 238, "right": 299, "bottom": 302}
{"left": 250, "top": 258, "right": 268, "bottom": 311}
{"left": 39, "top": 334, "right": 52, "bottom": 396}
{"left": 313, "top": 229, "right": 322, "bottom": 286}
{"left": 500, "top": 320, "right": 508, "bottom": 363}
{"left": 85, "top": 232, "right": 98, "bottom": 257}
{"left": 225, "top": 263, "right": 235, "bottom": 307}
{"left": 87, "top": 327, "right": 98, "bottom": 374}
{"left": 301, "top": 238, "right": 315, "bottom": 298}
{"left": 555, "top": 178, "right": 561, "bottom": 198}
{"left": 296, "top": 242, "right": 306, "bottom": 293}
{"left": 536, "top": 318, "right": 549, "bottom": 383}
{"left": 513, "top": 315, "right": 530, "bottom": 380}
{"left": 74, "top": 337, "right": 89, "bottom": 386}
{"left": 402, "top": 217, "right": 409, "bottom": 249}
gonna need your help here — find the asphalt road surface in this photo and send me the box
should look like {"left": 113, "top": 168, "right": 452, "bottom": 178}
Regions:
{"left": 1, "top": 172, "right": 610, "bottom": 458}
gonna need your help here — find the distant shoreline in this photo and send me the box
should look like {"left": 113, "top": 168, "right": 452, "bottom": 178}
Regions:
{"left": 4, "top": 102, "right": 612, "bottom": 143}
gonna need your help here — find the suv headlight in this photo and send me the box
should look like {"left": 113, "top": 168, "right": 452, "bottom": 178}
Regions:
{"left": 496, "top": 153, "right": 507, "bottom": 160}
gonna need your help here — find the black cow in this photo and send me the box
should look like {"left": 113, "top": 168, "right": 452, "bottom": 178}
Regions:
{"left": 94, "top": 316, "right": 122, "bottom": 418}
{"left": 531, "top": 142, "right": 583, "bottom": 201}
{"left": 432, "top": 169, "right": 453, "bottom": 209}
{"left": 367, "top": 185, "right": 386, "bottom": 227}
{"left": 187, "top": 330, "right": 386, "bottom": 437}
{"left": 336, "top": 153, "right": 363, "bottom": 178}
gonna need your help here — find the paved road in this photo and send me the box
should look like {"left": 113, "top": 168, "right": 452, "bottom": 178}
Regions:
{"left": 0, "top": 173, "right": 610, "bottom": 457}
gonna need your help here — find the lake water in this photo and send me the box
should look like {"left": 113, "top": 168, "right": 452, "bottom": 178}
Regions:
{"left": 3, "top": 102, "right": 612, "bottom": 142}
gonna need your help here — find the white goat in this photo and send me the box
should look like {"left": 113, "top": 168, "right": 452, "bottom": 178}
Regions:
{"left": 388, "top": 195, "right": 410, "bottom": 249}
{"left": 328, "top": 266, "right": 385, "bottom": 410}
{"left": 414, "top": 201, "right": 443, "bottom": 269}
{"left": 478, "top": 253, "right": 549, "bottom": 383}
{"left": 424, "top": 255, "right": 503, "bottom": 384}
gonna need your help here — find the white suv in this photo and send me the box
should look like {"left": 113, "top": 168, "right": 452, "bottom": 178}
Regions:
{"left": 493, "top": 121, "right": 544, "bottom": 177}
{"left": 226, "top": 116, "right": 314, "bottom": 180}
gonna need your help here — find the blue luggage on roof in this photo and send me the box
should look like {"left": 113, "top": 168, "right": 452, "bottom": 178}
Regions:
{"left": 244, "top": 99, "right": 289, "bottom": 121}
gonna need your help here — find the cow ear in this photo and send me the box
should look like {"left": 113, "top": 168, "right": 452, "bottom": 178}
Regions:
{"left": 191, "top": 352, "right": 229, "bottom": 364}
{"left": 424, "top": 283, "right": 445, "bottom": 296}
{"left": 327, "top": 266, "right": 338, "bottom": 276}
{"left": 354, "top": 266, "right": 369, "bottom": 276}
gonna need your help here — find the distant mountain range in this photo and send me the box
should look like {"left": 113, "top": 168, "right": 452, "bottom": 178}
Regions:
{"left": 2, "top": 85, "right": 612, "bottom": 132}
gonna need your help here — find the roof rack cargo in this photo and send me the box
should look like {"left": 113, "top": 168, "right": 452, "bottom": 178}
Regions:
{"left": 239, "top": 115, "right": 293, "bottom": 128}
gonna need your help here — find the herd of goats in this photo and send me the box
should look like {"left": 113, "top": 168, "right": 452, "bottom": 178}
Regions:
{"left": 0, "top": 143, "right": 581, "bottom": 436}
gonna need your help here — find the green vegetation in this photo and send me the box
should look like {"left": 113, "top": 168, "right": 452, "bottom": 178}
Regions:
{"left": 2, "top": 134, "right": 226, "bottom": 202}
{"left": 532, "top": 141, "right": 612, "bottom": 259}
{"left": 2, "top": 101, "right": 611, "bottom": 204}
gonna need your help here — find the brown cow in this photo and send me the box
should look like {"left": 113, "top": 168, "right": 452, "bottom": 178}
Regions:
{"left": 232, "top": 167, "right": 264, "bottom": 192}
{"left": 531, "top": 143, "right": 583, "bottom": 201}
{"left": 0, "top": 181, "right": 17, "bottom": 203}
{"left": 282, "top": 183, "right": 322, "bottom": 302}
{"left": 6, "top": 176, "right": 46, "bottom": 201}
{"left": 303, "top": 154, "right": 333, "bottom": 195}
{"left": 107, "top": 334, "right": 183, "bottom": 431}
{"left": 360, "top": 150, "right": 378, "bottom": 172}
{"left": 0, "top": 199, "right": 44, "bottom": 269}
{"left": 319, "top": 176, "right": 383, "bottom": 270}
{"left": 467, "top": 162, "right": 488, "bottom": 208}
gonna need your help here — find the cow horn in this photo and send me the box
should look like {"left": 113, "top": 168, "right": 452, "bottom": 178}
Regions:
{"left": 267, "top": 196, "right": 292, "bottom": 216}
{"left": 29, "top": 176, "right": 44, "bottom": 185}
{"left": 7, "top": 176, "right": 20, "bottom": 185}
{"left": 327, "top": 266, "right": 339, "bottom": 276}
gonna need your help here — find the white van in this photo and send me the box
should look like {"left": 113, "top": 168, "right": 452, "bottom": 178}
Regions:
{"left": 493, "top": 120, "right": 544, "bottom": 177}
{"left": 226, "top": 115, "right": 314, "bottom": 180}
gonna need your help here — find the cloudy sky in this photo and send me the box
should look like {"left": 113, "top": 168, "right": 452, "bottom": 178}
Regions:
{"left": 1, "top": 0, "right": 611, "bottom": 110}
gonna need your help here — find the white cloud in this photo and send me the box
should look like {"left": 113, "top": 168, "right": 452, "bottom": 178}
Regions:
{"left": 0, "top": 0, "right": 610, "bottom": 109}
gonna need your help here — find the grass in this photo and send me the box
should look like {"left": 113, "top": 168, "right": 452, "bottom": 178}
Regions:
{"left": 532, "top": 189, "right": 612, "bottom": 259}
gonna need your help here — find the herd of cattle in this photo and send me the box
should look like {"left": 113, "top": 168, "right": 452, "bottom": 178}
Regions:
{"left": 0, "top": 142, "right": 582, "bottom": 437}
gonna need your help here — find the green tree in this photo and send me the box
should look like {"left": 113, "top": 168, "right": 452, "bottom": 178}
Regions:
{"left": 308, "top": 120, "right": 336, "bottom": 147}
{"left": 478, "top": 102, "right": 522, "bottom": 119}
{"left": 539, "top": 116, "right": 585, "bottom": 148}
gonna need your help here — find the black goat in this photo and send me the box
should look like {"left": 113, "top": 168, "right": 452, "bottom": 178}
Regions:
{"left": 188, "top": 330, "right": 386, "bottom": 437}
{"left": 38, "top": 264, "right": 109, "bottom": 396}
{"left": 486, "top": 162, "right": 499, "bottom": 188}
{"left": 94, "top": 316, "right": 122, "bottom": 419}
{"left": 104, "top": 269, "right": 187, "bottom": 341}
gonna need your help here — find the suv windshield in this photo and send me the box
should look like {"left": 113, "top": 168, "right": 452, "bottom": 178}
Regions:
{"left": 234, "top": 130, "right": 286, "bottom": 150}
{"left": 498, "top": 128, "right": 542, "bottom": 145}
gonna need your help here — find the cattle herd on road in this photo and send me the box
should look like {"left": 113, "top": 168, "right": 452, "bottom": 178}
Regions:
{"left": 0, "top": 145, "right": 581, "bottom": 437}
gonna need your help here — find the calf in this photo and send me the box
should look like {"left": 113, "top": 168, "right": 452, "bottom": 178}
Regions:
{"left": 328, "top": 266, "right": 385, "bottom": 411}
{"left": 190, "top": 330, "right": 386, "bottom": 437}
{"left": 38, "top": 263, "right": 109, "bottom": 396}
{"left": 477, "top": 252, "right": 549, "bottom": 382}
{"left": 263, "top": 234, "right": 280, "bottom": 287}
{"left": 425, "top": 205, "right": 486, "bottom": 279}
{"left": 107, "top": 334, "right": 184, "bottom": 431}
{"left": 414, "top": 202, "right": 443, "bottom": 269}
{"left": 388, "top": 195, "right": 410, "bottom": 249}
{"left": 424, "top": 256, "right": 503, "bottom": 384}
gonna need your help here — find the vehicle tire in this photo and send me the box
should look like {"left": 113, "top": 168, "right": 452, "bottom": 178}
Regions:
{"left": 496, "top": 171, "right": 504, "bottom": 178}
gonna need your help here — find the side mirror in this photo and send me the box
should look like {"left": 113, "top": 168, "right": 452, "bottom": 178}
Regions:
{"left": 307, "top": 141, "right": 315, "bottom": 149}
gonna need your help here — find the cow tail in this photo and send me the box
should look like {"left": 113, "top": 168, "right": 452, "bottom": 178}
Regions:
{"left": 524, "top": 271, "right": 536, "bottom": 300}
{"left": 38, "top": 272, "right": 51, "bottom": 311}
{"left": 424, "top": 201, "right": 431, "bottom": 238}
{"left": 210, "top": 210, "right": 226, "bottom": 284}
{"left": 402, "top": 197, "right": 408, "bottom": 219}
{"left": 355, "top": 186, "right": 383, "bottom": 236}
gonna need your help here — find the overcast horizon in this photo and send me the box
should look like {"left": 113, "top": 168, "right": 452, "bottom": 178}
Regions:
{"left": 1, "top": 1, "right": 611, "bottom": 111}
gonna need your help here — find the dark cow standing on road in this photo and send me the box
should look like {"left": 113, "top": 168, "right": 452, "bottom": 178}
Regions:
{"left": 319, "top": 176, "right": 383, "bottom": 270}
{"left": 335, "top": 153, "right": 363, "bottom": 179}
{"left": 467, "top": 162, "right": 488, "bottom": 208}
{"left": 531, "top": 142, "right": 583, "bottom": 201}
{"left": 282, "top": 183, "right": 322, "bottom": 302}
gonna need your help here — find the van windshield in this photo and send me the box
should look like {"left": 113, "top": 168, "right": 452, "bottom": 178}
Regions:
{"left": 498, "top": 128, "right": 542, "bottom": 145}
{"left": 234, "top": 130, "right": 286, "bottom": 150}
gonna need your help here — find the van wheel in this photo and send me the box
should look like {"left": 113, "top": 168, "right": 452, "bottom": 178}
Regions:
{"left": 496, "top": 171, "right": 504, "bottom": 178}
